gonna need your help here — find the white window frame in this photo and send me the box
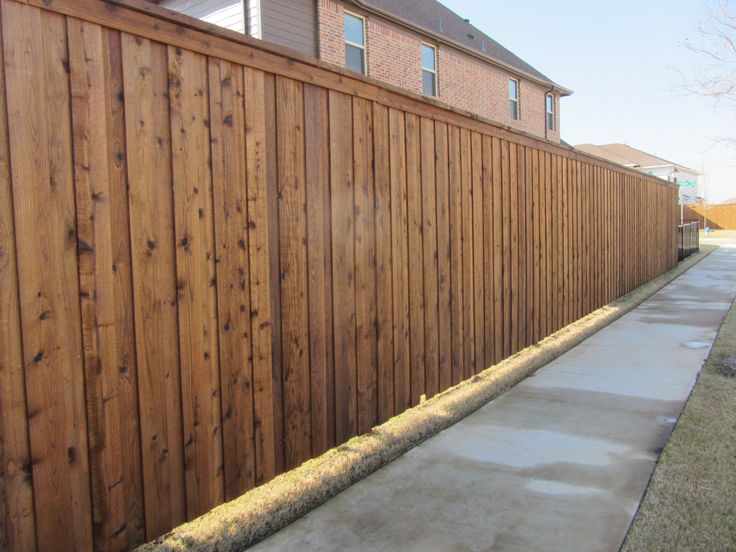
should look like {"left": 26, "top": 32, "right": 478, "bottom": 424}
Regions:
{"left": 509, "top": 78, "right": 520, "bottom": 121}
{"left": 546, "top": 93, "right": 556, "bottom": 131}
{"left": 344, "top": 10, "right": 367, "bottom": 75}
{"left": 421, "top": 42, "right": 437, "bottom": 97}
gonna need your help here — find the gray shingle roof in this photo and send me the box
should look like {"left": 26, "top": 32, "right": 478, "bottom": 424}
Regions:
{"left": 356, "top": 0, "right": 568, "bottom": 92}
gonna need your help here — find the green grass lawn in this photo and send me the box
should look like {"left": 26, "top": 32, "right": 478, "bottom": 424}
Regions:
{"left": 621, "top": 296, "right": 736, "bottom": 551}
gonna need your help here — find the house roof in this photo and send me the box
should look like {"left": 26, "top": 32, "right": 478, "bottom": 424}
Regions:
{"left": 349, "top": 0, "right": 572, "bottom": 96}
{"left": 574, "top": 143, "right": 700, "bottom": 175}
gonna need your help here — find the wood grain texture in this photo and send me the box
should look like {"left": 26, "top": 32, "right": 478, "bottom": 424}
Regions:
{"left": 68, "top": 20, "right": 145, "bottom": 549}
{"left": 330, "top": 90, "right": 358, "bottom": 443}
{"left": 373, "top": 103, "right": 394, "bottom": 423}
{"left": 353, "top": 97, "right": 378, "bottom": 434}
{"left": 420, "top": 117, "right": 439, "bottom": 398}
{"left": 3, "top": 5, "right": 93, "bottom": 550}
{"left": 208, "top": 57, "right": 256, "bottom": 499}
{"left": 389, "top": 108, "right": 411, "bottom": 413}
{"left": 244, "top": 67, "right": 277, "bottom": 486}
{"left": 304, "top": 83, "right": 335, "bottom": 453}
{"left": 121, "top": 32, "right": 186, "bottom": 539}
{"left": 275, "top": 76, "right": 311, "bottom": 470}
{"left": 0, "top": 4, "right": 35, "bottom": 548}
{"left": 168, "top": 45, "right": 224, "bottom": 519}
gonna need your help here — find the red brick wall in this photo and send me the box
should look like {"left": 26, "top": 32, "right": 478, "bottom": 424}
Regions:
{"left": 316, "top": 0, "right": 561, "bottom": 142}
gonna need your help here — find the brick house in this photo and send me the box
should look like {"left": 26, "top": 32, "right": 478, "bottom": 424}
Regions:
{"left": 158, "top": 0, "right": 572, "bottom": 142}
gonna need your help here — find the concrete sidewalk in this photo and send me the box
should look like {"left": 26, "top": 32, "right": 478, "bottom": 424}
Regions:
{"left": 253, "top": 244, "right": 736, "bottom": 552}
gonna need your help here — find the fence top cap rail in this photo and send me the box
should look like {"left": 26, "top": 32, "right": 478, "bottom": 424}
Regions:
{"left": 20, "top": 0, "right": 676, "bottom": 190}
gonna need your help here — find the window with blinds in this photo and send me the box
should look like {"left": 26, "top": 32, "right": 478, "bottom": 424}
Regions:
{"left": 344, "top": 12, "right": 366, "bottom": 74}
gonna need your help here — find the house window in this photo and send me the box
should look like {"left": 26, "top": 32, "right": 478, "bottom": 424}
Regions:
{"left": 421, "top": 44, "right": 437, "bottom": 97}
{"left": 509, "top": 79, "right": 520, "bottom": 120}
{"left": 546, "top": 94, "right": 556, "bottom": 131}
{"left": 344, "top": 12, "right": 366, "bottom": 74}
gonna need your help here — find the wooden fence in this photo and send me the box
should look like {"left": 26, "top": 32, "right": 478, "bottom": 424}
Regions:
{"left": 0, "top": 0, "right": 679, "bottom": 549}
{"left": 684, "top": 202, "right": 736, "bottom": 230}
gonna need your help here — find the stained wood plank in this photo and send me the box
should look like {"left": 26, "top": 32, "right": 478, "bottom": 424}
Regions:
{"left": 460, "top": 129, "right": 475, "bottom": 378}
{"left": 168, "top": 45, "right": 224, "bottom": 519}
{"left": 373, "top": 103, "right": 394, "bottom": 422}
{"left": 406, "top": 113, "right": 426, "bottom": 404}
{"left": 208, "top": 57, "right": 256, "bottom": 499}
{"left": 509, "top": 143, "right": 519, "bottom": 353}
{"left": 501, "top": 140, "right": 512, "bottom": 357}
{"left": 353, "top": 97, "right": 378, "bottom": 433}
{"left": 491, "top": 138, "right": 503, "bottom": 363}
{"left": 448, "top": 125, "right": 464, "bottom": 385}
{"left": 275, "top": 76, "right": 311, "bottom": 469}
{"left": 243, "top": 67, "right": 277, "bottom": 485}
{"left": 517, "top": 145, "right": 527, "bottom": 349}
{"left": 304, "top": 83, "right": 334, "bottom": 453}
{"left": 68, "top": 20, "right": 145, "bottom": 549}
{"left": 389, "top": 109, "right": 410, "bottom": 411}
{"left": 471, "top": 132, "right": 485, "bottom": 372}
{"left": 121, "top": 32, "right": 186, "bottom": 539}
{"left": 263, "top": 72, "right": 285, "bottom": 477}
{"left": 532, "top": 149, "right": 541, "bottom": 343}
{"left": 420, "top": 117, "right": 439, "bottom": 397}
{"left": 435, "top": 122, "right": 452, "bottom": 392}
{"left": 481, "top": 136, "right": 494, "bottom": 366}
{"left": 2, "top": 5, "right": 94, "bottom": 550}
{"left": 0, "top": 3, "right": 36, "bottom": 547}
{"left": 330, "top": 90, "right": 358, "bottom": 442}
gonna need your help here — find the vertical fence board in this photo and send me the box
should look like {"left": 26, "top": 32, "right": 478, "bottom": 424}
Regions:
{"left": 330, "top": 91, "right": 358, "bottom": 442}
{"left": 2, "top": 5, "right": 94, "bottom": 550}
{"left": 388, "top": 109, "right": 410, "bottom": 412}
{"left": 68, "top": 20, "right": 145, "bottom": 549}
{"left": 304, "top": 83, "right": 334, "bottom": 453}
{"left": 471, "top": 133, "right": 485, "bottom": 372}
{"left": 501, "top": 140, "right": 512, "bottom": 358}
{"left": 406, "top": 113, "right": 425, "bottom": 404}
{"left": 121, "top": 33, "right": 186, "bottom": 539}
{"left": 208, "top": 58, "right": 256, "bottom": 499}
{"left": 448, "top": 126, "right": 464, "bottom": 384}
{"left": 168, "top": 46, "right": 224, "bottom": 519}
{"left": 354, "top": 97, "right": 378, "bottom": 433}
{"left": 243, "top": 67, "right": 278, "bottom": 485}
{"left": 420, "top": 118, "right": 439, "bottom": 398}
{"left": 435, "top": 122, "right": 452, "bottom": 392}
{"left": 0, "top": 3, "right": 35, "bottom": 547}
{"left": 373, "top": 103, "right": 394, "bottom": 422}
{"left": 275, "top": 76, "right": 311, "bottom": 469}
{"left": 492, "top": 138, "right": 503, "bottom": 364}
{"left": 460, "top": 129, "right": 475, "bottom": 378}
{"left": 481, "top": 136, "right": 494, "bottom": 366}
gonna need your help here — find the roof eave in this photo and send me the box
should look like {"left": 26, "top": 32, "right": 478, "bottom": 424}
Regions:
{"left": 348, "top": 0, "right": 573, "bottom": 96}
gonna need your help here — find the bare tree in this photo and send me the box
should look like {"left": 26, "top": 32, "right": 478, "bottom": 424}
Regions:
{"left": 684, "top": 1, "right": 736, "bottom": 106}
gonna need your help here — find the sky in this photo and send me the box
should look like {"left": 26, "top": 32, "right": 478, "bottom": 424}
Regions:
{"left": 441, "top": 0, "right": 736, "bottom": 204}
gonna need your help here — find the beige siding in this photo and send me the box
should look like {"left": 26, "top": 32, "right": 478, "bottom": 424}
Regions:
{"left": 162, "top": 0, "right": 245, "bottom": 33}
{"left": 261, "top": 0, "right": 317, "bottom": 57}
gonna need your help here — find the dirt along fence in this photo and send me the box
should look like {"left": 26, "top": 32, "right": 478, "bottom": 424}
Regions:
{"left": 0, "top": 0, "right": 679, "bottom": 550}
{"left": 684, "top": 202, "right": 736, "bottom": 230}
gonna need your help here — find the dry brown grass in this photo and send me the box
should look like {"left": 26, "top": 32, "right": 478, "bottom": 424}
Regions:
{"left": 622, "top": 291, "right": 736, "bottom": 551}
{"left": 138, "top": 247, "right": 717, "bottom": 552}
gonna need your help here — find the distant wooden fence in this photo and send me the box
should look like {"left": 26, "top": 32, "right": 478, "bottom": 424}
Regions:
{"left": 684, "top": 203, "right": 736, "bottom": 230}
{"left": 0, "top": 0, "right": 679, "bottom": 550}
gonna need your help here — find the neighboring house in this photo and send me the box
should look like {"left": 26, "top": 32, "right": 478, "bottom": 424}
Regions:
{"left": 575, "top": 143, "right": 701, "bottom": 205}
{"left": 154, "top": 0, "right": 571, "bottom": 142}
